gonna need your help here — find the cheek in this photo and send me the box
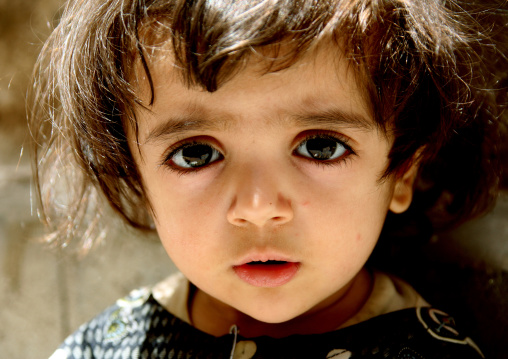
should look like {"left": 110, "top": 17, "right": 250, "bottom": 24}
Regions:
{"left": 300, "top": 174, "right": 393, "bottom": 238}
{"left": 145, "top": 172, "right": 228, "bottom": 255}
{"left": 148, "top": 169, "right": 218, "bottom": 217}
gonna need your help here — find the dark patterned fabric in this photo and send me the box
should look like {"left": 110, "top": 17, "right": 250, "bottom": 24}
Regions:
{"left": 50, "top": 287, "right": 485, "bottom": 359}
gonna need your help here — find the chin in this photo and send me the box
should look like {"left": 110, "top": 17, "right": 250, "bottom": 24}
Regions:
{"left": 237, "top": 302, "right": 308, "bottom": 324}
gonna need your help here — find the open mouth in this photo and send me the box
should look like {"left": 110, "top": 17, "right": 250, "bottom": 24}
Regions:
{"left": 247, "top": 260, "right": 288, "bottom": 265}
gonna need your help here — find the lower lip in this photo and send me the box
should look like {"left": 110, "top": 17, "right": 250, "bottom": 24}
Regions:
{"left": 233, "top": 262, "right": 300, "bottom": 288}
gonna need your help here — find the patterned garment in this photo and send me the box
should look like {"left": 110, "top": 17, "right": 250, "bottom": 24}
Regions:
{"left": 50, "top": 287, "right": 485, "bottom": 359}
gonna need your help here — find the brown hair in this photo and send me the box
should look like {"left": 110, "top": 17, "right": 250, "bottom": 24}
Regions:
{"left": 29, "top": 0, "right": 507, "bottom": 250}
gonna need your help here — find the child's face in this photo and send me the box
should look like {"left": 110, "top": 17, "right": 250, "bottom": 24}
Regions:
{"left": 129, "top": 46, "right": 412, "bottom": 333}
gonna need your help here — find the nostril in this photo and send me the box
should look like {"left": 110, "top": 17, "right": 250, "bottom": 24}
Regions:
{"left": 227, "top": 194, "right": 293, "bottom": 227}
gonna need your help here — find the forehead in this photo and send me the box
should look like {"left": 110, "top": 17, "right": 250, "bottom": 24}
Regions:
{"left": 132, "top": 41, "right": 373, "bottom": 123}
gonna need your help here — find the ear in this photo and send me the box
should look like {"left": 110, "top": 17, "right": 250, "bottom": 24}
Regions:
{"left": 389, "top": 155, "right": 421, "bottom": 214}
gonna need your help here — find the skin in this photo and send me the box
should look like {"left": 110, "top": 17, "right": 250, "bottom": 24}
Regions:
{"left": 127, "top": 46, "right": 416, "bottom": 338}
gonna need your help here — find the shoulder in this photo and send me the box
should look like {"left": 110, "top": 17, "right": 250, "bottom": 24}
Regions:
{"left": 48, "top": 273, "right": 193, "bottom": 359}
{"left": 49, "top": 287, "right": 155, "bottom": 358}
{"left": 323, "top": 307, "right": 485, "bottom": 359}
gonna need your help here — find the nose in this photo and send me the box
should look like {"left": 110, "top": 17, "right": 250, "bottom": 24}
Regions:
{"left": 227, "top": 167, "right": 294, "bottom": 228}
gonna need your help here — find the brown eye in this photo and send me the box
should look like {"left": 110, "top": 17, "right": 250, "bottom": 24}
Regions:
{"left": 168, "top": 143, "right": 222, "bottom": 169}
{"left": 296, "top": 136, "right": 347, "bottom": 161}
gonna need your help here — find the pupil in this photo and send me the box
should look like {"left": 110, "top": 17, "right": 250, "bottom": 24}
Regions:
{"left": 307, "top": 138, "right": 337, "bottom": 160}
{"left": 182, "top": 145, "right": 212, "bottom": 167}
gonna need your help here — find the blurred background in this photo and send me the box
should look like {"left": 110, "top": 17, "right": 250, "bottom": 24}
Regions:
{"left": 0, "top": 1, "right": 506, "bottom": 358}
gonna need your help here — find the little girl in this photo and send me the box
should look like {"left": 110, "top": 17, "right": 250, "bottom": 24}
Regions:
{"left": 30, "top": 0, "right": 506, "bottom": 358}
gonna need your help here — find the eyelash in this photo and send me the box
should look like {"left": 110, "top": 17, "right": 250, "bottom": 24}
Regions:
{"left": 160, "top": 139, "right": 223, "bottom": 175}
{"left": 160, "top": 131, "right": 355, "bottom": 174}
{"left": 293, "top": 131, "right": 355, "bottom": 168}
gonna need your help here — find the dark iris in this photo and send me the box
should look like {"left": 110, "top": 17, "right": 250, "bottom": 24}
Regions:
{"left": 181, "top": 144, "right": 213, "bottom": 167}
{"left": 306, "top": 137, "right": 338, "bottom": 160}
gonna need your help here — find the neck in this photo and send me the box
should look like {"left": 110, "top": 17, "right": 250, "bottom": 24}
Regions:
{"left": 190, "top": 269, "right": 373, "bottom": 338}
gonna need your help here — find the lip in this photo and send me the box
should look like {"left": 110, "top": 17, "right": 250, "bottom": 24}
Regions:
{"left": 234, "top": 253, "right": 294, "bottom": 266}
{"left": 233, "top": 255, "right": 300, "bottom": 287}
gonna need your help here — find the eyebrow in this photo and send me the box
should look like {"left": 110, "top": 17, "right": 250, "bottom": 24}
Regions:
{"left": 144, "top": 116, "right": 230, "bottom": 144}
{"left": 144, "top": 107, "right": 374, "bottom": 145}
{"left": 291, "top": 108, "right": 374, "bottom": 131}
